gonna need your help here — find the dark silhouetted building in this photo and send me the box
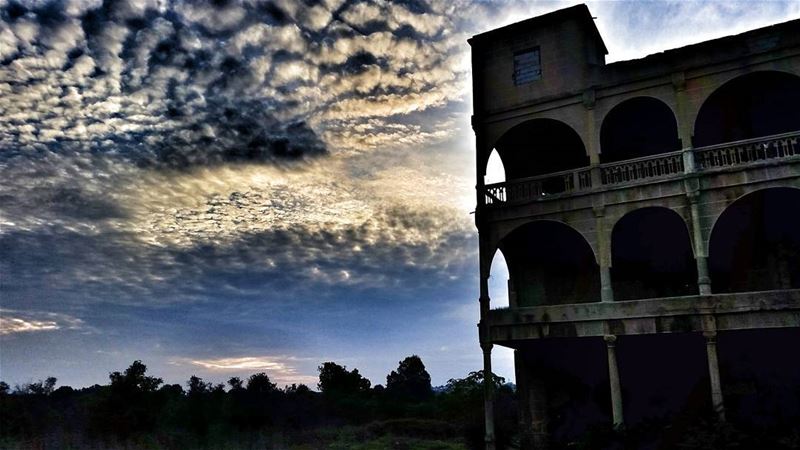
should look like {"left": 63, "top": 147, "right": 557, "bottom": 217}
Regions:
{"left": 470, "top": 5, "right": 800, "bottom": 449}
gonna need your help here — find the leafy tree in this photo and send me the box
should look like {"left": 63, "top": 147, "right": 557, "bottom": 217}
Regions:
{"left": 228, "top": 376, "right": 244, "bottom": 391}
{"left": 187, "top": 376, "right": 211, "bottom": 396}
{"left": 16, "top": 377, "right": 57, "bottom": 395}
{"left": 386, "top": 355, "right": 432, "bottom": 401}
{"left": 318, "top": 362, "right": 371, "bottom": 396}
{"left": 109, "top": 360, "right": 162, "bottom": 393}
{"left": 284, "top": 383, "right": 312, "bottom": 395}
{"left": 93, "top": 361, "right": 165, "bottom": 436}
{"left": 246, "top": 373, "right": 277, "bottom": 394}
{"left": 440, "top": 370, "right": 514, "bottom": 449}
{"left": 158, "top": 383, "right": 184, "bottom": 396}
{"left": 0, "top": 381, "right": 9, "bottom": 395}
{"left": 444, "top": 370, "right": 506, "bottom": 397}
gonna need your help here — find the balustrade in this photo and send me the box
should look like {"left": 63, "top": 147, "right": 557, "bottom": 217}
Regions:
{"left": 601, "top": 151, "right": 684, "bottom": 185}
{"left": 482, "top": 130, "right": 800, "bottom": 207}
{"left": 693, "top": 131, "right": 800, "bottom": 170}
{"left": 484, "top": 168, "right": 592, "bottom": 205}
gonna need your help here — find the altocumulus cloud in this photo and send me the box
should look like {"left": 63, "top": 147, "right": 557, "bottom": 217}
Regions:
{"left": 0, "top": 0, "right": 490, "bottom": 311}
{"left": 3, "top": 0, "right": 800, "bottom": 387}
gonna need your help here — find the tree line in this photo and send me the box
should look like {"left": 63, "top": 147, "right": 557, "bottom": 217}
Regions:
{"left": 0, "top": 355, "right": 517, "bottom": 449}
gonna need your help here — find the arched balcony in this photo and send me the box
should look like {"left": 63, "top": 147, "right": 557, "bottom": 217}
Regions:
{"left": 694, "top": 71, "right": 800, "bottom": 147}
{"left": 498, "top": 221, "right": 599, "bottom": 307}
{"left": 600, "top": 97, "right": 681, "bottom": 163}
{"left": 484, "top": 119, "right": 591, "bottom": 205}
{"left": 482, "top": 72, "right": 800, "bottom": 208}
{"left": 709, "top": 187, "right": 800, "bottom": 293}
{"left": 692, "top": 71, "right": 800, "bottom": 171}
{"left": 611, "top": 208, "right": 698, "bottom": 301}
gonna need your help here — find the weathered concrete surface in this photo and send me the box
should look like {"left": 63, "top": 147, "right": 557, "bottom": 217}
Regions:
{"left": 487, "top": 289, "right": 800, "bottom": 344}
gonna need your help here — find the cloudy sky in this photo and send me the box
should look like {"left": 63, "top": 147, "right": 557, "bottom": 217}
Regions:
{"left": 2, "top": 0, "right": 799, "bottom": 389}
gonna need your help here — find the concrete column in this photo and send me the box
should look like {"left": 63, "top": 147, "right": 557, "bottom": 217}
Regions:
{"left": 482, "top": 343, "right": 496, "bottom": 450}
{"left": 704, "top": 331, "right": 726, "bottom": 421}
{"left": 478, "top": 252, "right": 495, "bottom": 450}
{"left": 584, "top": 90, "right": 603, "bottom": 189}
{"left": 600, "top": 266, "right": 614, "bottom": 303}
{"left": 672, "top": 71, "right": 694, "bottom": 149}
{"left": 604, "top": 335, "right": 624, "bottom": 427}
{"left": 516, "top": 351, "right": 548, "bottom": 450}
{"left": 688, "top": 193, "right": 712, "bottom": 295}
{"left": 515, "top": 351, "right": 532, "bottom": 447}
{"left": 594, "top": 207, "right": 614, "bottom": 302}
{"left": 529, "top": 372, "right": 549, "bottom": 449}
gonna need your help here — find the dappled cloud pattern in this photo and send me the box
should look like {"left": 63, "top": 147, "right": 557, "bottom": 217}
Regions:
{"left": 0, "top": 0, "right": 489, "bottom": 313}
{"left": 6, "top": 0, "right": 798, "bottom": 388}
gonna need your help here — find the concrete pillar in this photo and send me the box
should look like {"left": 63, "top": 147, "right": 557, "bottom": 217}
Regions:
{"left": 600, "top": 266, "right": 614, "bottom": 303}
{"left": 604, "top": 335, "right": 624, "bottom": 427}
{"left": 704, "top": 331, "right": 726, "bottom": 421}
{"left": 516, "top": 351, "right": 548, "bottom": 450}
{"left": 529, "top": 372, "right": 549, "bottom": 449}
{"left": 594, "top": 207, "right": 614, "bottom": 302}
{"left": 584, "top": 90, "right": 603, "bottom": 189}
{"left": 482, "top": 343, "right": 496, "bottom": 450}
{"left": 687, "top": 193, "right": 712, "bottom": 295}
{"left": 672, "top": 71, "right": 694, "bottom": 149}
{"left": 478, "top": 254, "right": 496, "bottom": 450}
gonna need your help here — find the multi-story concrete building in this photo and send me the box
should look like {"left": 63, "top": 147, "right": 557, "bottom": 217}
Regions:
{"left": 469, "top": 5, "right": 800, "bottom": 449}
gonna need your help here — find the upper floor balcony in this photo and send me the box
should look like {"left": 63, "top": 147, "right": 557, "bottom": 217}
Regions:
{"left": 483, "top": 130, "right": 800, "bottom": 207}
{"left": 477, "top": 70, "right": 800, "bottom": 213}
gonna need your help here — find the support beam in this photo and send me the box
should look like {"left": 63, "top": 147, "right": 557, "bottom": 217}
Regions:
{"left": 604, "top": 335, "right": 624, "bottom": 427}
{"left": 704, "top": 331, "right": 726, "bottom": 421}
{"left": 482, "top": 343, "right": 496, "bottom": 450}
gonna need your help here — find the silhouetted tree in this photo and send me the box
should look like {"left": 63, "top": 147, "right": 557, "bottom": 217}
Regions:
{"left": 284, "top": 383, "right": 312, "bottom": 395}
{"left": 246, "top": 373, "right": 277, "bottom": 394}
{"left": 228, "top": 376, "right": 244, "bottom": 392}
{"left": 317, "top": 362, "right": 371, "bottom": 396}
{"left": 386, "top": 355, "right": 432, "bottom": 402}
{"left": 109, "top": 361, "right": 162, "bottom": 393}
{"left": 91, "top": 361, "right": 164, "bottom": 436}
{"left": 187, "top": 376, "right": 211, "bottom": 396}
{"left": 439, "top": 370, "right": 515, "bottom": 449}
{"left": 17, "top": 377, "right": 57, "bottom": 395}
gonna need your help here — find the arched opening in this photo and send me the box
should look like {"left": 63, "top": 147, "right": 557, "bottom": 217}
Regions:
{"left": 488, "top": 249, "right": 510, "bottom": 308}
{"left": 499, "top": 221, "right": 599, "bottom": 306}
{"left": 600, "top": 97, "right": 681, "bottom": 163}
{"left": 494, "top": 118, "right": 588, "bottom": 181}
{"left": 484, "top": 149, "right": 506, "bottom": 185}
{"left": 709, "top": 187, "right": 800, "bottom": 293}
{"left": 694, "top": 71, "right": 800, "bottom": 147}
{"left": 611, "top": 208, "right": 697, "bottom": 300}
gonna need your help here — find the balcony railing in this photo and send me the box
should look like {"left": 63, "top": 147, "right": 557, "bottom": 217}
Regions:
{"left": 484, "top": 167, "right": 592, "bottom": 205}
{"left": 601, "top": 150, "right": 684, "bottom": 186}
{"left": 693, "top": 131, "right": 800, "bottom": 170}
{"left": 483, "top": 130, "right": 800, "bottom": 206}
